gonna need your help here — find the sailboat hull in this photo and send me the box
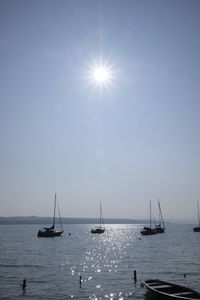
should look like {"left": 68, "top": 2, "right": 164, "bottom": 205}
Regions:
{"left": 37, "top": 229, "right": 64, "bottom": 237}
{"left": 91, "top": 228, "right": 105, "bottom": 234}
{"left": 140, "top": 227, "right": 157, "bottom": 235}
{"left": 155, "top": 225, "right": 165, "bottom": 233}
{"left": 141, "top": 199, "right": 165, "bottom": 236}
{"left": 37, "top": 194, "right": 64, "bottom": 237}
{"left": 143, "top": 279, "right": 200, "bottom": 300}
{"left": 193, "top": 227, "right": 200, "bottom": 232}
{"left": 91, "top": 202, "right": 105, "bottom": 234}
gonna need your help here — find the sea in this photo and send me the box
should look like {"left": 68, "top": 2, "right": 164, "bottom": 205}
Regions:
{"left": 0, "top": 223, "right": 199, "bottom": 300}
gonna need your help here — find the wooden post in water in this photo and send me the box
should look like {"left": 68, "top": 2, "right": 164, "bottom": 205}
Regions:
{"left": 134, "top": 270, "right": 137, "bottom": 283}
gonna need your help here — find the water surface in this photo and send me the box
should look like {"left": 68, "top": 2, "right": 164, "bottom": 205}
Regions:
{"left": 0, "top": 223, "right": 199, "bottom": 299}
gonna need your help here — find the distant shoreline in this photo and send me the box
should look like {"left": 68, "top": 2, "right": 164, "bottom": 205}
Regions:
{"left": 0, "top": 216, "right": 145, "bottom": 225}
{"left": 0, "top": 216, "right": 195, "bottom": 225}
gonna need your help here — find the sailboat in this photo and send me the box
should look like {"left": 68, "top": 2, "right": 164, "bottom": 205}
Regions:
{"left": 193, "top": 201, "right": 200, "bottom": 232}
{"left": 37, "top": 194, "right": 64, "bottom": 237}
{"left": 91, "top": 202, "right": 105, "bottom": 234}
{"left": 155, "top": 198, "right": 165, "bottom": 233}
{"left": 140, "top": 200, "right": 157, "bottom": 235}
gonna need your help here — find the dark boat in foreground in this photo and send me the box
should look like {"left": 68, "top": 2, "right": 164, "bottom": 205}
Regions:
{"left": 91, "top": 202, "right": 105, "bottom": 234}
{"left": 193, "top": 201, "right": 200, "bottom": 232}
{"left": 143, "top": 279, "right": 200, "bottom": 300}
{"left": 37, "top": 194, "right": 64, "bottom": 237}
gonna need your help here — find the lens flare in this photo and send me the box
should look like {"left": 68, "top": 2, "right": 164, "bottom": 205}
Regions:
{"left": 86, "top": 58, "right": 116, "bottom": 89}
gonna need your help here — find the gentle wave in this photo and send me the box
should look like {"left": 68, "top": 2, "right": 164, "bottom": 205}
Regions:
{"left": 0, "top": 223, "right": 199, "bottom": 299}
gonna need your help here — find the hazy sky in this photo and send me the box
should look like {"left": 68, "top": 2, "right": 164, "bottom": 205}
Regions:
{"left": 0, "top": 0, "right": 200, "bottom": 220}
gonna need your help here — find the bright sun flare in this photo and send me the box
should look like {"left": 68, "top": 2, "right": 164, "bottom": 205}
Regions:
{"left": 92, "top": 66, "right": 111, "bottom": 84}
{"left": 86, "top": 60, "right": 115, "bottom": 89}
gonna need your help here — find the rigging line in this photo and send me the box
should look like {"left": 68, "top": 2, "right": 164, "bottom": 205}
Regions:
{"left": 158, "top": 199, "right": 165, "bottom": 228}
{"left": 57, "top": 197, "right": 63, "bottom": 231}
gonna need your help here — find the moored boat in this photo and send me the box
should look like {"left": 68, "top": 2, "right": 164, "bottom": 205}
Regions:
{"left": 142, "top": 279, "right": 200, "bottom": 300}
{"left": 37, "top": 194, "right": 64, "bottom": 237}
{"left": 91, "top": 227, "right": 105, "bottom": 234}
{"left": 140, "top": 226, "right": 157, "bottom": 235}
{"left": 141, "top": 199, "right": 165, "bottom": 235}
{"left": 91, "top": 202, "right": 105, "bottom": 234}
{"left": 155, "top": 198, "right": 165, "bottom": 233}
{"left": 141, "top": 200, "right": 157, "bottom": 235}
{"left": 38, "top": 228, "right": 63, "bottom": 237}
{"left": 193, "top": 227, "right": 200, "bottom": 232}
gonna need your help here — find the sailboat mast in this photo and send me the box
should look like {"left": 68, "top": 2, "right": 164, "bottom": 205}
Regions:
{"left": 53, "top": 193, "right": 56, "bottom": 228}
{"left": 197, "top": 201, "right": 200, "bottom": 227}
{"left": 158, "top": 198, "right": 161, "bottom": 225}
{"left": 100, "top": 202, "right": 102, "bottom": 228}
{"left": 150, "top": 200, "right": 152, "bottom": 229}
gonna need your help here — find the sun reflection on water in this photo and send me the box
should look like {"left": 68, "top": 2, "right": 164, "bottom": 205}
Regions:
{"left": 65, "top": 224, "right": 139, "bottom": 299}
{"left": 61, "top": 224, "right": 141, "bottom": 299}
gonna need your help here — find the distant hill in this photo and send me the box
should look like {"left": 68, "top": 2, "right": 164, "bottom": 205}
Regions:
{"left": 0, "top": 216, "right": 147, "bottom": 225}
{"left": 0, "top": 216, "right": 195, "bottom": 225}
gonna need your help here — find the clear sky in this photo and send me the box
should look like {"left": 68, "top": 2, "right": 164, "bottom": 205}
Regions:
{"left": 0, "top": 0, "right": 200, "bottom": 220}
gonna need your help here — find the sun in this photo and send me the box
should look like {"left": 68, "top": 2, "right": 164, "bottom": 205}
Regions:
{"left": 86, "top": 59, "right": 116, "bottom": 89}
{"left": 92, "top": 65, "right": 111, "bottom": 84}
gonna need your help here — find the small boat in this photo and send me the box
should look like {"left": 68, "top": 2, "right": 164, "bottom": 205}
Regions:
{"left": 143, "top": 279, "right": 200, "bottom": 300}
{"left": 141, "top": 200, "right": 157, "bottom": 235}
{"left": 140, "top": 226, "right": 157, "bottom": 235}
{"left": 141, "top": 199, "right": 166, "bottom": 235}
{"left": 155, "top": 198, "right": 165, "bottom": 233}
{"left": 193, "top": 201, "right": 200, "bottom": 232}
{"left": 37, "top": 194, "right": 64, "bottom": 237}
{"left": 91, "top": 202, "right": 105, "bottom": 234}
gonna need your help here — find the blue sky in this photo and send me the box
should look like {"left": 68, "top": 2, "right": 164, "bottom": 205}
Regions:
{"left": 0, "top": 0, "right": 200, "bottom": 220}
